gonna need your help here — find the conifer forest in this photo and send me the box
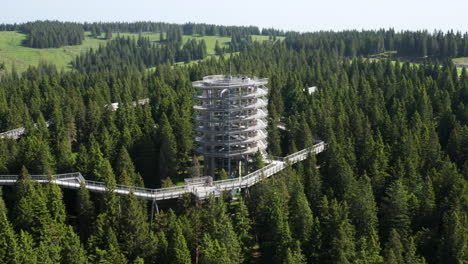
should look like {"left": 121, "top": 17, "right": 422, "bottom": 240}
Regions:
{"left": 0, "top": 21, "right": 466, "bottom": 263}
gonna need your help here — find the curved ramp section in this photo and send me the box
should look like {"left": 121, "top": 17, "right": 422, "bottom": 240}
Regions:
{"left": 0, "top": 141, "right": 326, "bottom": 201}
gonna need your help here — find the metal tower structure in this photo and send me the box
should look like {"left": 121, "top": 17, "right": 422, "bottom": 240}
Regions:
{"left": 193, "top": 75, "right": 268, "bottom": 178}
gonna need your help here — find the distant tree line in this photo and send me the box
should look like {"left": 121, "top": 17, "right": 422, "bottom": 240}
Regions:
{"left": 17, "top": 21, "right": 84, "bottom": 48}
{"left": 71, "top": 35, "right": 207, "bottom": 72}
{"left": 286, "top": 29, "right": 468, "bottom": 59}
{"left": 0, "top": 21, "right": 284, "bottom": 39}
{"left": 83, "top": 22, "right": 263, "bottom": 37}
{"left": 2, "top": 21, "right": 467, "bottom": 59}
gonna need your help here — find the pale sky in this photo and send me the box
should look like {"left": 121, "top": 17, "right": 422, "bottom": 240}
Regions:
{"left": 2, "top": 0, "right": 467, "bottom": 33}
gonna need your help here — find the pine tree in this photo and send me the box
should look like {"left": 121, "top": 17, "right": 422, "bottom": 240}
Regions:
{"left": 232, "top": 197, "right": 253, "bottom": 260}
{"left": 115, "top": 146, "right": 143, "bottom": 186}
{"left": 60, "top": 226, "right": 87, "bottom": 264}
{"left": 381, "top": 180, "right": 411, "bottom": 239}
{"left": 296, "top": 115, "right": 313, "bottom": 149}
{"left": 171, "top": 104, "right": 193, "bottom": 166}
{"left": 203, "top": 197, "right": 243, "bottom": 262}
{"left": 77, "top": 181, "right": 94, "bottom": 242}
{"left": 354, "top": 228, "right": 383, "bottom": 264}
{"left": 403, "top": 236, "right": 425, "bottom": 264}
{"left": 348, "top": 174, "right": 378, "bottom": 236}
{"left": 284, "top": 241, "right": 307, "bottom": 264}
{"left": 89, "top": 245, "right": 128, "bottom": 264}
{"left": 119, "top": 192, "right": 154, "bottom": 260}
{"left": 326, "top": 145, "right": 356, "bottom": 202}
{"left": 46, "top": 182, "right": 66, "bottom": 224}
{"left": 267, "top": 108, "right": 282, "bottom": 156}
{"left": 155, "top": 231, "right": 169, "bottom": 263}
{"left": 0, "top": 202, "right": 19, "bottom": 264}
{"left": 50, "top": 106, "right": 74, "bottom": 172}
{"left": 252, "top": 150, "right": 265, "bottom": 170}
{"left": 105, "top": 29, "right": 113, "bottom": 40}
{"left": 199, "top": 234, "right": 232, "bottom": 264}
{"left": 383, "top": 229, "right": 404, "bottom": 264}
{"left": 321, "top": 199, "right": 356, "bottom": 264}
{"left": 87, "top": 215, "right": 128, "bottom": 263}
{"left": 189, "top": 155, "right": 201, "bottom": 178}
{"left": 303, "top": 153, "right": 322, "bottom": 211}
{"left": 256, "top": 191, "right": 293, "bottom": 264}
{"left": 289, "top": 178, "right": 314, "bottom": 248}
{"left": 169, "top": 220, "right": 191, "bottom": 264}
{"left": 0, "top": 188, "right": 6, "bottom": 216}
{"left": 438, "top": 210, "right": 467, "bottom": 264}
{"left": 218, "top": 169, "right": 228, "bottom": 180}
{"left": 215, "top": 40, "right": 223, "bottom": 55}
{"left": 17, "top": 231, "right": 37, "bottom": 264}
{"left": 158, "top": 113, "right": 178, "bottom": 180}
{"left": 13, "top": 166, "right": 51, "bottom": 236}
{"left": 18, "top": 134, "right": 55, "bottom": 174}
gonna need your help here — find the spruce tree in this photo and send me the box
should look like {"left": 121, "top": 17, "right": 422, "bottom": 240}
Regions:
{"left": 253, "top": 150, "right": 265, "bottom": 170}
{"left": 0, "top": 203, "right": 19, "bottom": 264}
{"left": 203, "top": 197, "right": 243, "bottom": 262}
{"left": 215, "top": 40, "right": 223, "bottom": 55}
{"left": 158, "top": 113, "right": 178, "bottom": 180}
{"left": 77, "top": 181, "right": 94, "bottom": 242}
{"left": 232, "top": 197, "right": 253, "bottom": 261}
{"left": 17, "top": 231, "right": 37, "bottom": 264}
{"left": 303, "top": 153, "right": 322, "bottom": 211}
{"left": 348, "top": 174, "right": 378, "bottom": 236}
{"left": 189, "top": 155, "right": 201, "bottom": 178}
{"left": 381, "top": 180, "right": 411, "bottom": 239}
{"left": 115, "top": 146, "right": 143, "bottom": 186}
{"left": 60, "top": 226, "right": 87, "bottom": 264}
{"left": 438, "top": 210, "right": 467, "bottom": 264}
{"left": 169, "top": 220, "right": 191, "bottom": 264}
{"left": 119, "top": 192, "right": 154, "bottom": 260}
{"left": 13, "top": 166, "right": 51, "bottom": 236}
{"left": 354, "top": 228, "right": 383, "bottom": 264}
{"left": 199, "top": 234, "right": 232, "bottom": 264}
{"left": 321, "top": 199, "right": 356, "bottom": 264}
{"left": 284, "top": 241, "right": 307, "bottom": 264}
{"left": 46, "top": 182, "right": 66, "bottom": 224}
{"left": 383, "top": 229, "right": 404, "bottom": 264}
{"left": 288, "top": 178, "right": 314, "bottom": 248}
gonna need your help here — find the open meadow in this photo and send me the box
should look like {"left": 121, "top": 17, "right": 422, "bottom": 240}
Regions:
{"left": 0, "top": 31, "right": 281, "bottom": 73}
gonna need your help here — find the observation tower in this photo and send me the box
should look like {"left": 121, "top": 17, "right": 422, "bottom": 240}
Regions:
{"left": 193, "top": 75, "right": 268, "bottom": 178}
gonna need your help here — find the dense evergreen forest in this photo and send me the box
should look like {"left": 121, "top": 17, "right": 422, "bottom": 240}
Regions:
{"left": 72, "top": 35, "right": 208, "bottom": 72}
{"left": 18, "top": 21, "right": 84, "bottom": 48}
{"left": 0, "top": 21, "right": 271, "bottom": 37}
{"left": 286, "top": 30, "right": 468, "bottom": 59}
{"left": 0, "top": 22, "right": 466, "bottom": 263}
{"left": 1, "top": 20, "right": 467, "bottom": 60}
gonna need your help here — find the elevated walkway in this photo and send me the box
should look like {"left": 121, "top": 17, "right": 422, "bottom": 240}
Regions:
{"left": 0, "top": 141, "right": 326, "bottom": 201}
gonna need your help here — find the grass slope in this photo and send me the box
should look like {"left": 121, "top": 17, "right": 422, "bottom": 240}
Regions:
{"left": 0, "top": 31, "right": 282, "bottom": 73}
{"left": 0, "top": 31, "right": 107, "bottom": 72}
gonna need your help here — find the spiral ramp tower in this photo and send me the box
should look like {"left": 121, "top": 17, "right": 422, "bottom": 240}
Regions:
{"left": 193, "top": 75, "right": 268, "bottom": 178}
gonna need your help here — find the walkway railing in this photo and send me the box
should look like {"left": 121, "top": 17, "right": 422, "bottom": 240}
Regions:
{"left": 0, "top": 141, "right": 326, "bottom": 201}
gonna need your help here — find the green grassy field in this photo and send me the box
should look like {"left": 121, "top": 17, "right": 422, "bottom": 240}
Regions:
{"left": 252, "top": 35, "right": 285, "bottom": 42}
{"left": 453, "top": 57, "right": 468, "bottom": 74}
{"left": 117, "top": 32, "right": 162, "bottom": 42}
{"left": 183, "top": 35, "right": 231, "bottom": 55}
{"left": 0, "top": 31, "right": 107, "bottom": 72}
{"left": 0, "top": 31, "right": 281, "bottom": 73}
{"left": 453, "top": 57, "right": 468, "bottom": 66}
